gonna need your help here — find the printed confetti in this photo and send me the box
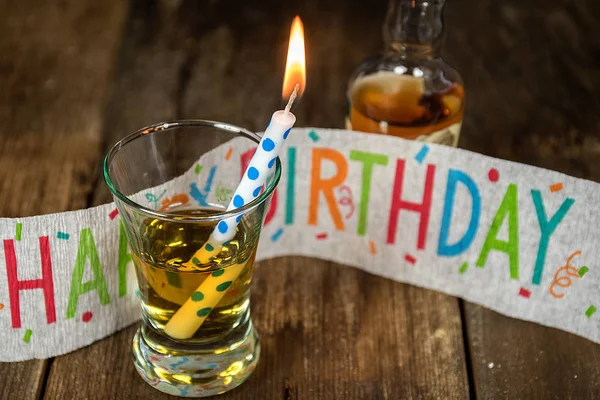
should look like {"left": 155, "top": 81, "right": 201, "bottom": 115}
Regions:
{"left": 338, "top": 185, "right": 355, "bottom": 219}
{"left": 15, "top": 222, "right": 22, "bottom": 241}
{"left": 308, "top": 130, "right": 320, "bottom": 142}
{"left": 22, "top": 329, "right": 32, "bottom": 343}
{"left": 145, "top": 189, "right": 167, "bottom": 209}
{"left": 369, "top": 240, "right": 376, "bottom": 255}
{"left": 549, "top": 251, "right": 581, "bottom": 299}
{"left": 488, "top": 168, "right": 499, "bottom": 182}
{"left": 404, "top": 254, "right": 417, "bottom": 265}
{"left": 550, "top": 182, "right": 564, "bottom": 193}
{"left": 108, "top": 208, "right": 119, "bottom": 220}
{"left": 82, "top": 311, "right": 93, "bottom": 323}
{"left": 271, "top": 228, "right": 284, "bottom": 242}
{"left": 414, "top": 144, "right": 430, "bottom": 164}
{"left": 586, "top": 306, "right": 597, "bottom": 318}
{"left": 518, "top": 287, "right": 531, "bottom": 299}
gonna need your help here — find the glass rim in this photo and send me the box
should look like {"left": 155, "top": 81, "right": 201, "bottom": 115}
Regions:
{"left": 103, "top": 119, "right": 282, "bottom": 223}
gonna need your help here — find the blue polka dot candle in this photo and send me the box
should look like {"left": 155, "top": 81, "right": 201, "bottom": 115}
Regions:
{"left": 167, "top": 15, "right": 306, "bottom": 339}
{"left": 183, "top": 103, "right": 298, "bottom": 267}
{"left": 168, "top": 63, "right": 304, "bottom": 339}
{"left": 168, "top": 104, "right": 298, "bottom": 338}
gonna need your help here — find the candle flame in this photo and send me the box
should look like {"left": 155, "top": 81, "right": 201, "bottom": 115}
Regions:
{"left": 282, "top": 16, "right": 305, "bottom": 102}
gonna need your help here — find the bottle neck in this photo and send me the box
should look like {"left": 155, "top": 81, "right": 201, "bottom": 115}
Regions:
{"left": 383, "top": 0, "right": 445, "bottom": 58}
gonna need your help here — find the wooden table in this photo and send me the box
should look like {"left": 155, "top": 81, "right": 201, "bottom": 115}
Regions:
{"left": 1, "top": 0, "right": 599, "bottom": 398}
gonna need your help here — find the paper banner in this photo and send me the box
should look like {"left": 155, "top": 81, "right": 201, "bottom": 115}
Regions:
{"left": 1, "top": 128, "right": 599, "bottom": 361}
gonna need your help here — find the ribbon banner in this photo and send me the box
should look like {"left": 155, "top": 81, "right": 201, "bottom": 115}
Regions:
{"left": 1, "top": 128, "right": 599, "bottom": 361}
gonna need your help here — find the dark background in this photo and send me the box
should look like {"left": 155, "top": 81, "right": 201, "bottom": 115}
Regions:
{"left": 1, "top": 0, "right": 600, "bottom": 398}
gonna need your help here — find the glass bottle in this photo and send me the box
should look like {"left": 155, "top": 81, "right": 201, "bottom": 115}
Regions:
{"left": 346, "top": 0, "right": 464, "bottom": 146}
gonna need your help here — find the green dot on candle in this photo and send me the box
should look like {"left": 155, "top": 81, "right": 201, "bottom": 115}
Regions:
{"left": 212, "top": 269, "right": 225, "bottom": 277}
{"left": 206, "top": 243, "right": 214, "bottom": 251}
{"left": 192, "top": 257, "right": 200, "bottom": 265}
{"left": 216, "top": 281, "right": 232, "bottom": 292}
{"left": 191, "top": 291, "right": 204, "bottom": 302}
{"left": 197, "top": 307, "right": 212, "bottom": 317}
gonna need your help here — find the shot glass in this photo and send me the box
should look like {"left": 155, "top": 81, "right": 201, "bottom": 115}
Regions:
{"left": 103, "top": 120, "right": 280, "bottom": 397}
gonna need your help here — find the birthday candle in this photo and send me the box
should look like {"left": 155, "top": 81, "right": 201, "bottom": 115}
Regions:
{"left": 183, "top": 103, "right": 297, "bottom": 268}
{"left": 166, "top": 16, "right": 306, "bottom": 340}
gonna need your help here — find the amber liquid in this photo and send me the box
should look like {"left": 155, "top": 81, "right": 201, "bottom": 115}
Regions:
{"left": 346, "top": 72, "right": 465, "bottom": 145}
{"left": 133, "top": 207, "right": 257, "bottom": 345}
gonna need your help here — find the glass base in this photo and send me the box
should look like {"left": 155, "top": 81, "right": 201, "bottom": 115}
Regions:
{"left": 132, "top": 319, "right": 260, "bottom": 397}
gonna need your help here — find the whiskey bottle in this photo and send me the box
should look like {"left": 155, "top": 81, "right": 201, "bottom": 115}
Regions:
{"left": 346, "top": 0, "right": 464, "bottom": 146}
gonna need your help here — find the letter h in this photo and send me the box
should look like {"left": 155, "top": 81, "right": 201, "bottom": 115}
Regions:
{"left": 4, "top": 237, "right": 56, "bottom": 328}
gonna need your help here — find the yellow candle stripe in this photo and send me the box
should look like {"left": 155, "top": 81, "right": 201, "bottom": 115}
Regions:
{"left": 166, "top": 105, "right": 297, "bottom": 339}
{"left": 164, "top": 258, "right": 247, "bottom": 340}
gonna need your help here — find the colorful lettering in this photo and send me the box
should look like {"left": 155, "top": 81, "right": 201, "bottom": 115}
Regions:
{"left": 476, "top": 184, "right": 520, "bottom": 279}
{"left": 349, "top": 150, "right": 389, "bottom": 236}
{"left": 4, "top": 237, "right": 56, "bottom": 328}
{"left": 264, "top": 190, "right": 278, "bottom": 225}
{"left": 159, "top": 193, "right": 189, "bottom": 211}
{"left": 286, "top": 147, "right": 297, "bottom": 225}
{"left": 66, "top": 228, "right": 111, "bottom": 319}
{"left": 308, "top": 148, "right": 349, "bottom": 230}
{"left": 530, "top": 190, "right": 575, "bottom": 285}
{"left": 189, "top": 166, "right": 217, "bottom": 206}
{"left": 118, "top": 221, "right": 133, "bottom": 297}
{"left": 241, "top": 148, "right": 278, "bottom": 225}
{"left": 438, "top": 170, "right": 481, "bottom": 256}
{"left": 386, "top": 159, "right": 436, "bottom": 249}
{"left": 240, "top": 148, "right": 254, "bottom": 173}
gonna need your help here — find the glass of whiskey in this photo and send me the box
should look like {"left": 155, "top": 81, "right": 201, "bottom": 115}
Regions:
{"left": 104, "top": 121, "right": 280, "bottom": 397}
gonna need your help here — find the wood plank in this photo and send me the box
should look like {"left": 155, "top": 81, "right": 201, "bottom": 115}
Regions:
{"left": 445, "top": 0, "right": 600, "bottom": 397}
{"left": 45, "top": 0, "right": 470, "bottom": 398}
{"left": 466, "top": 306, "right": 600, "bottom": 399}
{"left": 0, "top": 360, "right": 48, "bottom": 400}
{"left": 45, "top": 260, "right": 469, "bottom": 400}
{"left": 244, "top": 258, "right": 469, "bottom": 399}
{"left": 0, "top": 0, "right": 126, "bottom": 398}
{"left": 44, "top": 0, "right": 209, "bottom": 397}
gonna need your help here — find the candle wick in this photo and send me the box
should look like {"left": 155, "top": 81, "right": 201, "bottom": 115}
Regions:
{"left": 285, "top": 84, "right": 300, "bottom": 114}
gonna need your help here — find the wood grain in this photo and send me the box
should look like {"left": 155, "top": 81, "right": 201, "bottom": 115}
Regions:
{"left": 447, "top": 0, "right": 600, "bottom": 176}
{"left": 44, "top": 0, "right": 469, "bottom": 398}
{"left": 445, "top": 0, "right": 600, "bottom": 398}
{"left": 465, "top": 305, "right": 600, "bottom": 399}
{"left": 0, "top": 0, "right": 126, "bottom": 398}
{"left": 44, "top": 259, "right": 469, "bottom": 400}
{"left": 246, "top": 258, "right": 469, "bottom": 400}
{"left": 0, "top": 360, "right": 48, "bottom": 400}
